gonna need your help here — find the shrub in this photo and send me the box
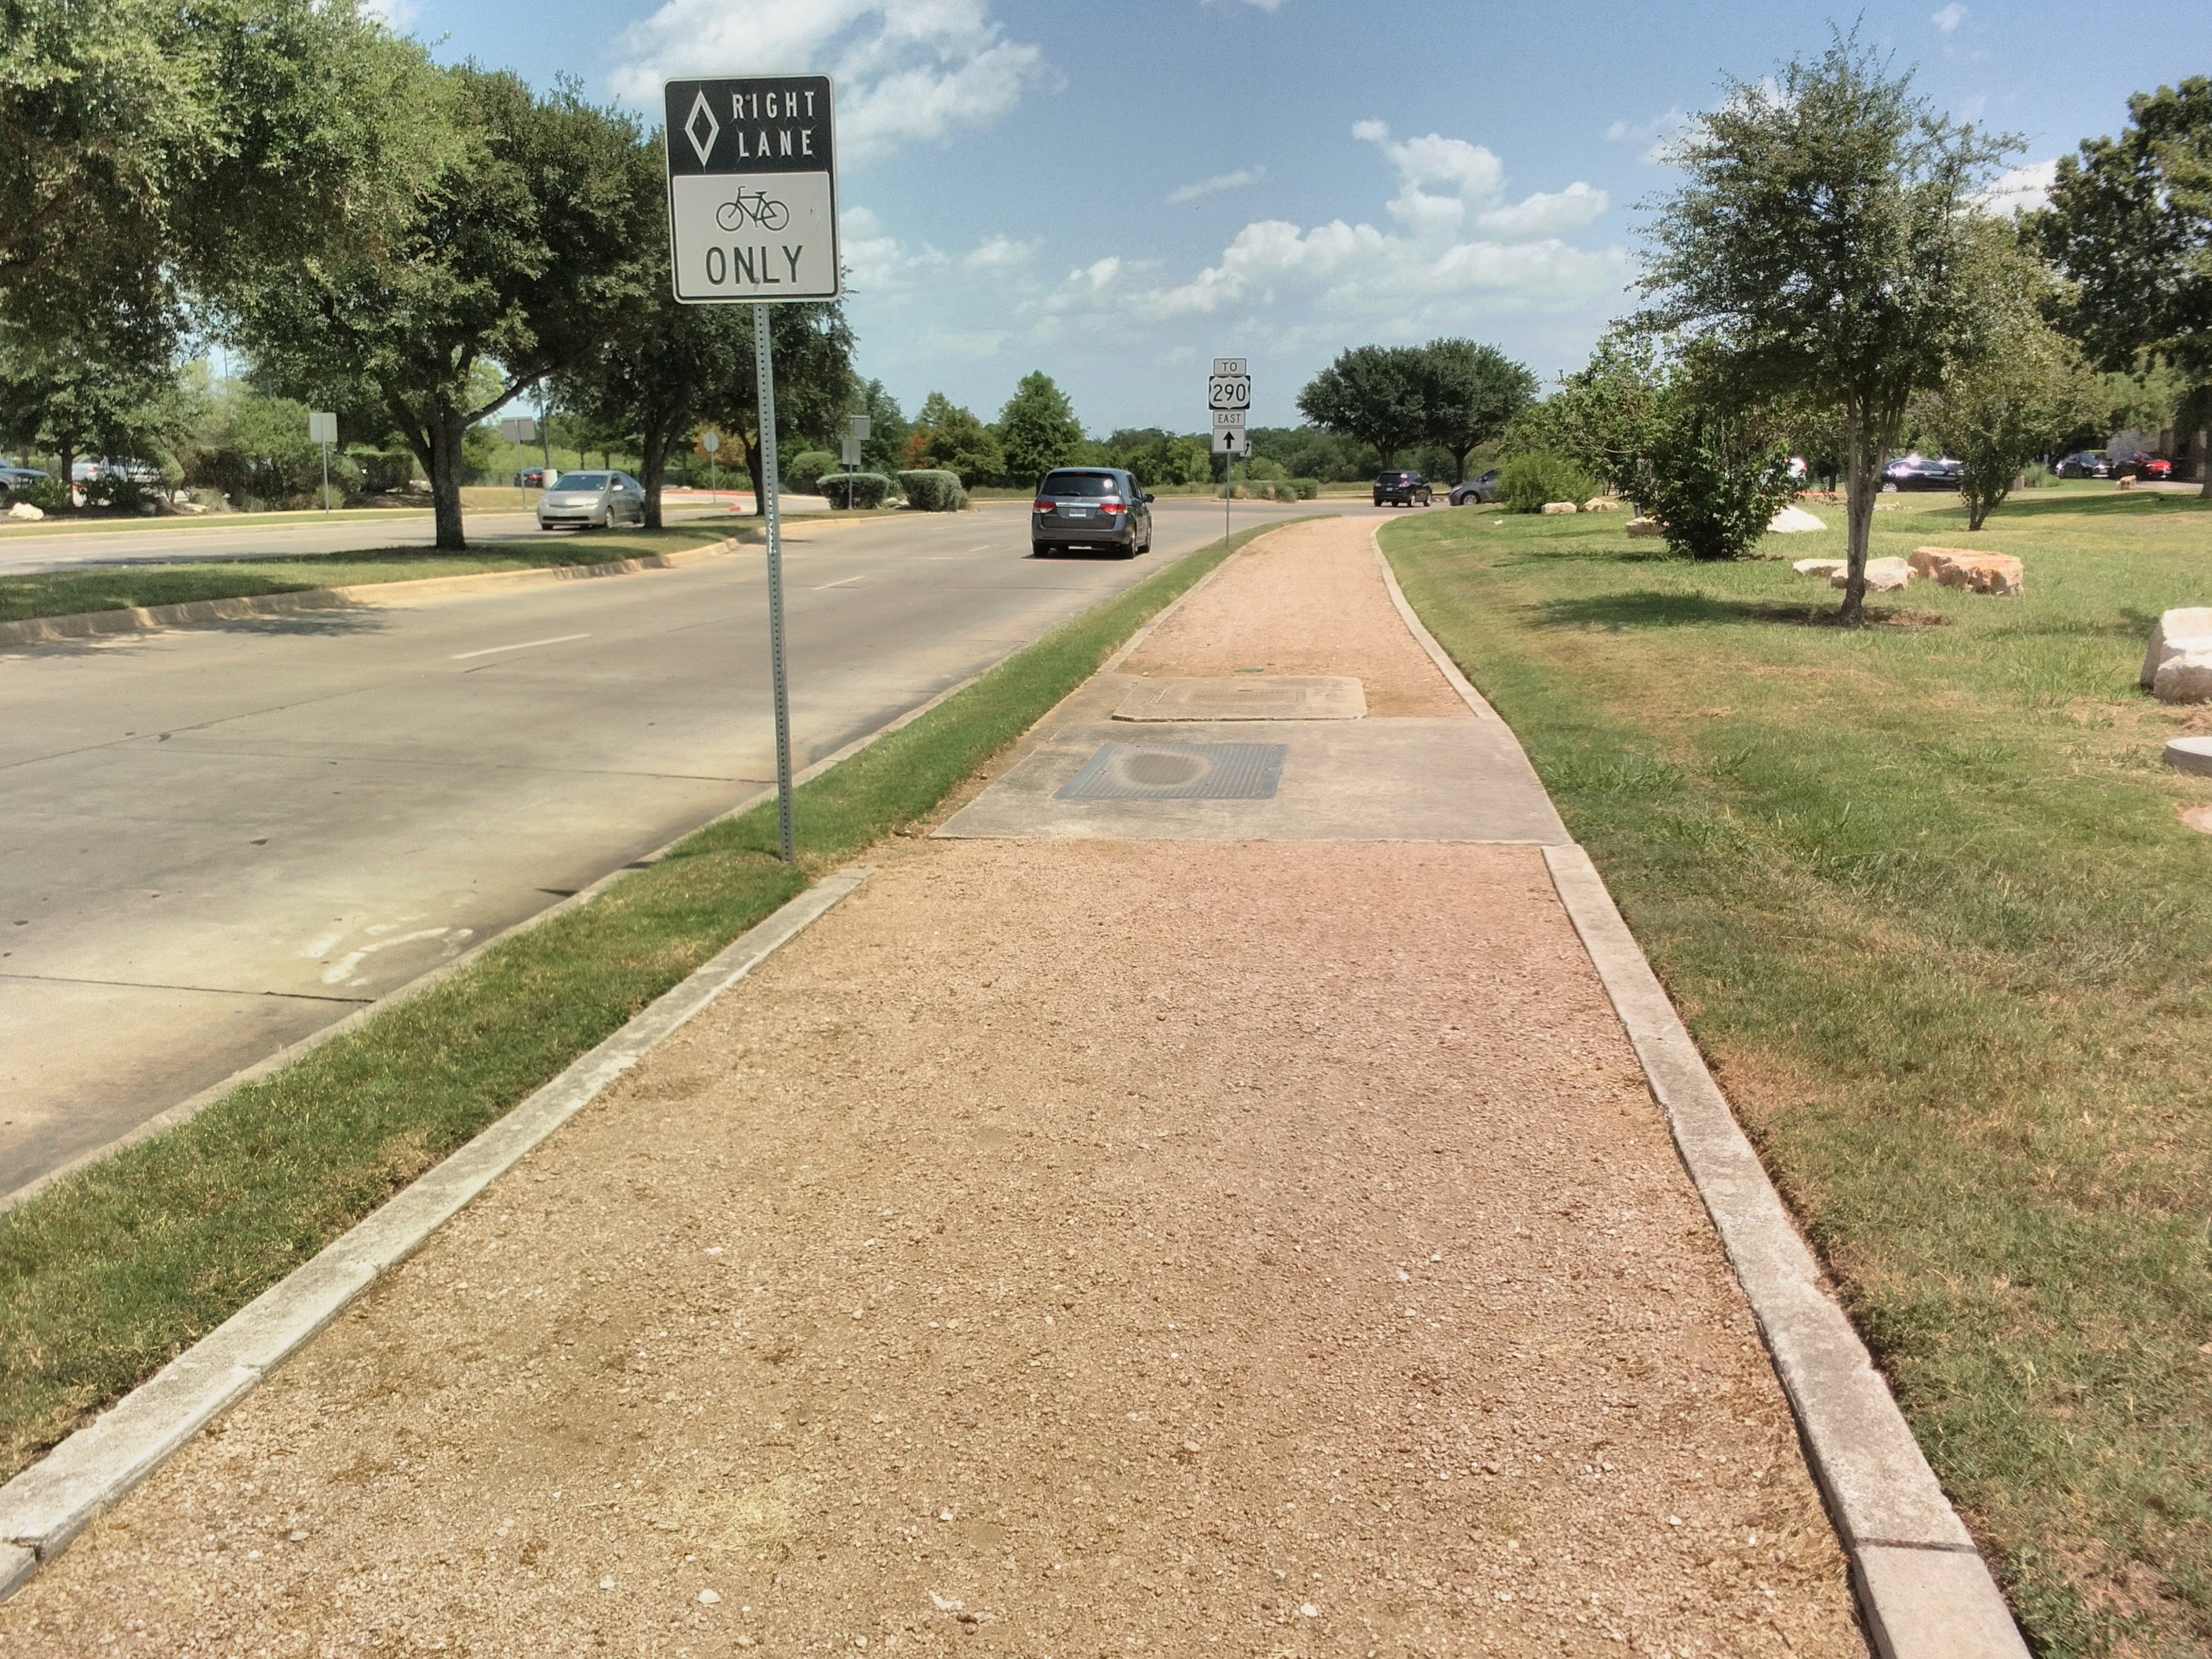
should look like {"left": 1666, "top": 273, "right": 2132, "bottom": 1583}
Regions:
{"left": 1286, "top": 477, "right": 1321, "bottom": 499}
{"left": 6, "top": 475, "right": 69, "bottom": 512}
{"left": 1498, "top": 451, "right": 1598, "bottom": 513}
{"left": 784, "top": 449, "right": 838, "bottom": 493}
{"left": 1637, "top": 411, "right": 1797, "bottom": 561}
{"left": 81, "top": 474, "right": 151, "bottom": 512}
{"left": 817, "top": 472, "right": 892, "bottom": 509}
{"left": 354, "top": 449, "right": 415, "bottom": 493}
{"left": 1244, "top": 455, "right": 1289, "bottom": 483}
{"left": 2019, "top": 462, "right": 2052, "bottom": 489}
{"left": 898, "top": 469, "right": 966, "bottom": 512}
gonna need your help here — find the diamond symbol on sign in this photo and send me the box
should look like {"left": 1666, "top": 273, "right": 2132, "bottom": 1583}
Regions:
{"left": 684, "top": 91, "right": 719, "bottom": 167}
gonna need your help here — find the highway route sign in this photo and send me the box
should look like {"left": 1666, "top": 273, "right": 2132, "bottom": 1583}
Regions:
{"left": 663, "top": 76, "right": 840, "bottom": 305}
{"left": 1208, "top": 357, "right": 1250, "bottom": 431}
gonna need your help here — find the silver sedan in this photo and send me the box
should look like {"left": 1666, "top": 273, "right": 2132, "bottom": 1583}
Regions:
{"left": 537, "top": 471, "right": 647, "bottom": 531}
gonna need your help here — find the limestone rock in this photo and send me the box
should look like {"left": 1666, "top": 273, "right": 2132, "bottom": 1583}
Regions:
{"left": 2154, "top": 645, "right": 2212, "bottom": 703}
{"left": 2140, "top": 608, "right": 2212, "bottom": 688}
{"left": 1540, "top": 501, "right": 1578, "bottom": 515}
{"left": 1582, "top": 496, "right": 1620, "bottom": 512}
{"left": 1831, "top": 557, "right": 1912, "bottom": 592}
{"left": 6, "top": 500, "right": 42, "bottom": 520}
{"left": 1793, "top": 558, "right": 1845, "bottom": 577}
{"left": 1624, "top": 516, "right": 1664, "bottom": 538}
{"left": 1769, "top": 505, "right": 1827, "bottom": 533}
{"left": 1936, "top": 555, "right": 2024, "bottom": 596}
{"left": 1907, "top": 546, "right": 1971, "bottom": 579}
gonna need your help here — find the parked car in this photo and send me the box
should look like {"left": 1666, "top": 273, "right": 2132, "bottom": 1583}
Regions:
{"left": 1881, "top": 455, "right": 1963, "bottom": 491}
{"left": 0, "top": 465, "right": 49, "bottom": 493}
{"left": 1373, "top": 470, "right": 1433, "bottom": 507}
{"left": 519, "top": 466, "right": 556, "bottom": 489}
{"left": 2120, "top": 454, "right": 2173, "bottom": 480}
{"left": 2054, "top": 450, "right": 2114, "bottom": 479}
{"left": 1449, "top": 470, "right": 1499, "bottom": 506}
{"left": 536, "top": 470, "right": 645, "bottom": 530}
{"left": 68, "top": 456, "right": 162, "bottom": 485}
{"left": 1031, "top": 467, "right": 1153, "bottom": 558}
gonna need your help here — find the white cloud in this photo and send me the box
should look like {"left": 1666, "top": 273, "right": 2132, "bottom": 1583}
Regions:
{"left": 1168, "top": 166, "right": 1266, "bottom": 204}
{"left": 612, "top": 1, "right": 1046, "bottom": 169}
{"left": 1977, "top": 158, "right": 2057, "bottom": 217}
{"left": 362, "top": 0, "right": 417, "bottom": 27}
{"left": 1605, "top": 107, "right": 1691, "bottom": 165}
{"left": 1477, "top": 181, "right": 1610, "bottom": 241}
{"left": 964, "top": 235, "right": 1038, "bottom": 270}
{"left": 1931, "top": 3, "right": 1967, "bottom": 31}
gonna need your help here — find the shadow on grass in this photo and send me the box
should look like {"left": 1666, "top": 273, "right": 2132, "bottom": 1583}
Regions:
{"left": 1931, "top": 491, "right": 2212, "bottom": 523}
{"left": 1525, "top": 589, "right": 1952, "bottom": 632}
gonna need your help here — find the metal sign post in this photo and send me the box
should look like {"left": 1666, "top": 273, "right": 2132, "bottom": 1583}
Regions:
{"left": 1210, "top": 359, "right": 1250, "bottom": 544}
{"left": 308, "top": 411, "right": 337, "bottom": 513}
{"left": 703, "top": 428, "right": 720, "bottom": 504}
{"left": 499, "top": 415, "right": 537, "bottom": 493}
{"left": 842, "top": 414, "right": 869, "bottom": 510}
{"left": 663, "top": 73, "right": 840, "bottom": 867}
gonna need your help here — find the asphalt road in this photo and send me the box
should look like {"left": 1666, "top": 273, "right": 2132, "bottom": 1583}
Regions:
{"left": 1, "top": 497, "right": 1420, "bottom": 1197}
{"left": 0, "top": 495, "right": 784, "bottom": 575}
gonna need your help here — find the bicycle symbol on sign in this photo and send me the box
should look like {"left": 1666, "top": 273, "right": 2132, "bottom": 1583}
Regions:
{"left": 716, "top": 190, "right": 790, "bottom": 232}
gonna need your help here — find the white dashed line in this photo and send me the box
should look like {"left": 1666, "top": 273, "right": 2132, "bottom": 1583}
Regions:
{"left": 451, "top": 633, "right": 590, "bottom": 661}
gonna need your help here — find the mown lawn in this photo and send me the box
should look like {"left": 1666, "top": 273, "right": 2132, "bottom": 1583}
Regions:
{"left": 1382, "top": 486, "right": 2212, "bottom": 1656}
{"left": 0, "top": 520, "right": 1290, "bottom": 1495}
{"left": 0, "top": 525, "right": 749, "bottom": 623}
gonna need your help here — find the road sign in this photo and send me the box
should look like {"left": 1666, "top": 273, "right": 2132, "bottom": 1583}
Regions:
{"left": 840, "top": 435, "right": 862, "bottom": 466}
{"left": 663, "top": 77, "right": 840, "bottom": 306}
{"left": 307, "top": 412, "right": 337, "bottom": 445}
{"left": 1208, "top": 358, "right": 1250, "bottom": 431}
{"left": 848, "top": 415, "right": 871, "bottom": 440}
{"left": 701, "top": 430, "right": 720, "bottom": 454}
{"left": 499, "top": 416, "right": 535, "bottom": 443}
{"left": 1212, "top": 430, "right": 1249, "bottom": 455}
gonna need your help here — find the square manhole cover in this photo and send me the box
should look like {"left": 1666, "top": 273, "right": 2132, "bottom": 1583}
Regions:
{"left": 1055, "top": 742, "right": 1288, "bottom": 802}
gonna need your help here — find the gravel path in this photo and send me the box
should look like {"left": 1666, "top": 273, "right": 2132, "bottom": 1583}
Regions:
{"left": 0, "top": 520, "right": 1866, "bottom": 1656}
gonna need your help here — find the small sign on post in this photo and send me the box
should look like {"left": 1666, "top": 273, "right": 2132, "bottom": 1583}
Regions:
{"left": 308, "top": 411, "right": 337, "bottom": 514}
{"left": 499, "top": 415, "right": 537, "bottom": 491}
{"left": 1207, "top": 359, "right": 1250, "bottom": 539}
{"left": 663, "top": 74, "right": 842, "bottom": 867}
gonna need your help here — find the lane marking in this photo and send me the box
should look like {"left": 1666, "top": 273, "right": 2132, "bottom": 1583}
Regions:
{"left": 811, "top": 575, "right": 865, "bottom": 590}
{"left": 451, "top": 633, "right": 590, "bottom": 661}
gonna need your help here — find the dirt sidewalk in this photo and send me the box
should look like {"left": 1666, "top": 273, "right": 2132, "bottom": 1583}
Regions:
{"left": 0, "top": 518, "right": 1866, "bottom": 1656}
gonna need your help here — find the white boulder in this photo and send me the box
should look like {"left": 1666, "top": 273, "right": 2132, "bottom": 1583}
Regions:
{"left": 1831, "top": 557, "right": 1912, "bottom": 592}
{"left": 7, "top": 500, "right": 43, "bottom": 521}
{"left": 1793, "top": 558, "right": 1846, "bottom": 577}
{"left": 2140, "top": 608, "right": 2212, "bottom": 689}
{"left": 1769, "top": 506, "right": 1827, "bottom": 533}
{"left": 1624, "top": 516, "right": 1664, "bottom": 538}
{"left": 1540, "top": 501, "right": 1578, "bottom": 515}
{"left": 2154, "top": 646, "right": 2212, "bottom": 704}
{"left": 1582, "top": 496, "right": 1620, "bottom": 512}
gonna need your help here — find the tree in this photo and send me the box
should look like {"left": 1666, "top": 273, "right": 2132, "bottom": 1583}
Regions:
{"left": 1297, "top": 345, "right": 1427, "bottom": 466}
{"left": 555, "top": 190, "right": 754, "bottom": 529}
{"left": 996, "top": 371, "right": 1084, "bottom": 485}
{"left": 2035, "top": 77, "right": 2212, "bottom": 496}
{"left": 1418, "top": 341, "right": 1537, "bottom": 482}
{"left": 231, "top": 69, "right": 657, "bottom": 548}
{"left": 907, "top": 392, "right": 1004, "bottom": 485}
{"left": 1919, "top": 230, "right": 2108, "bottom": 529}
{"left": 708, "top": 302, "right": 857, "bottom": 514}
{"left": 0, "top": 300, "right": 197, "bottom": 500}
{"left": 856, "top": 380, "right": 909, "bottom": 475}
{"left": 1642, "top": 29, "right": 2015, "bottom": 621}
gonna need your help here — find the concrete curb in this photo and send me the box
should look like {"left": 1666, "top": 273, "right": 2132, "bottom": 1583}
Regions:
{"left": 0, "top": 536, "right": 750, "bottom": 648}
{"left": 0, "top": 865, "right": 871, "bottom": 1595}
{"left": 1368, "top": 523, "right": 2027, "bottom": 1655}
{"left": 1368, "top": 526, "right": 1500, "bottom": 722}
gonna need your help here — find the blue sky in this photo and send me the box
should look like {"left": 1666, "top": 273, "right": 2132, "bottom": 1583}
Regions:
{"left": 388, "top": 0, "right": 2204, "bottom": 436}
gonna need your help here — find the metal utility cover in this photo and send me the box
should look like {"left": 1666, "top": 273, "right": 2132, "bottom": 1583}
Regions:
{"left": 663, "top": 76, "right": 839, "bottom": 304}
{"left": 1112, "top": 676, "right": 1366, "bottom": 722}
{"left": 1056, "top": 743, "right": 1286, "bottom": 802}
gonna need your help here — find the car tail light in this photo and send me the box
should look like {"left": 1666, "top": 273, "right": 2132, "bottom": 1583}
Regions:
{"left": 1033, "top": 499, "right": 1053, "bottom": 513}
{"left": 1100, "top": 501, "right": 1126, "bottom": 514}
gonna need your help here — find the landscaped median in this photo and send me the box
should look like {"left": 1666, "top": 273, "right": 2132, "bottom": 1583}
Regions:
{"left": 1379, "top": 489, "right": 2212, "bottom": 1656}
{"left": 0, "top": 520, "right": 1294, "bottom": 1495}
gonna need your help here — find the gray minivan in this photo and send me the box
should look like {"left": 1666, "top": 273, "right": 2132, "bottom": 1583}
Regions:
{"left": 1031, "top": 468, "right": 1153, "bottom": 558}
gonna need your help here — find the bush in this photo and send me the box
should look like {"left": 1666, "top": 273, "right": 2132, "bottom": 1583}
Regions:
{"left": 354, "top": 449, "right": 415, "bottom": 493}
{"left": 898, "top": 469, "right": 967, "bottom": 512}
{"left": 1286, "top": 477, "right": 1321, "bottom": 499}
{"left": 81, "top": 474, "right": 151, "bottom": 512}
{"left": 5, "top": 475, "right": 69, "bottom": 513}
{"left": 1244, "top": 455, "right": 1288, "bottom": 483}
{"left": 1637, "top": 411, "right": 1797, "bottom": 561}
{"left": 2019, "top": 462, "right": 2052, "bottom": 489}
{"left": 1498, "top": 451, "right": 1599, "bottom": 513}
{"left": 817, "top": 472, "right": 892, "bottom": 509}
{"left": 785, "top": 449, "right": 838, "bottom": 493}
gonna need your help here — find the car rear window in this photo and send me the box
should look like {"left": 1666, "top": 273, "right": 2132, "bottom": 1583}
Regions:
{"left": 1041, "top": 472, "right": 1117, "bottom": 497}
{"left": 561, "top": 473, "right": 609, "bottom": 489}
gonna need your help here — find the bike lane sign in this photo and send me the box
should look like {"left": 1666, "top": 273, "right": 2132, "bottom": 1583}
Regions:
{"left": 663, "top": 75, "right": 840, "bottom": 304}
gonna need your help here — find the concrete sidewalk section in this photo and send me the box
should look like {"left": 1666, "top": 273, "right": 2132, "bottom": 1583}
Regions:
{"left": 0, "top": 516, "right": 2007, "bottom": 1653}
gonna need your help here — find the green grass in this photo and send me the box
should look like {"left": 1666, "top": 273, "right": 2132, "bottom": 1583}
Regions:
{"left": 0, "top": 518, "right": 1288, "bottom": 1489}
{"left": 1380, "top": 491, "right": 2212, "bottom": 1657}
{"left": 0, "top": 527, "right": 753, "bottom": 624}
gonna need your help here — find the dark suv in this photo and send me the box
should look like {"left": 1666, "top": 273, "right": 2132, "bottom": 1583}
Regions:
{"left": 1373, "top": 470, "right": 1432, "bottom": 507}
{"left": 1031, "top": 468, "right": 1153, "bottom": 558}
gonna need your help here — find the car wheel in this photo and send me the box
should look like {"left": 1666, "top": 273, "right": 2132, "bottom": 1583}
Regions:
{"left": 1031, "top": 541, "right": 1051, "bottom": 558}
